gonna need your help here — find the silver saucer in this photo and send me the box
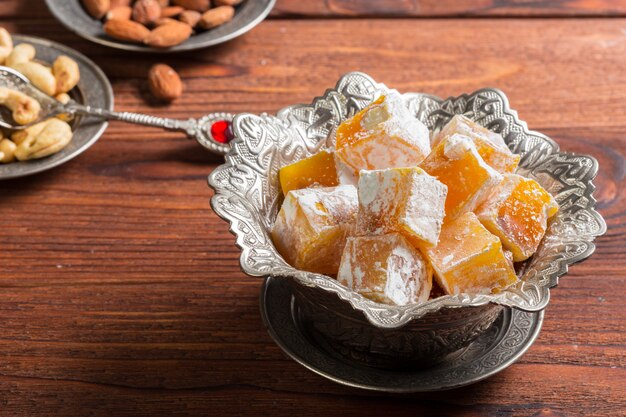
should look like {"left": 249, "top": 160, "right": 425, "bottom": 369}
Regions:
{"left": 260, "top": 276, "right": 544, "bottom": 393}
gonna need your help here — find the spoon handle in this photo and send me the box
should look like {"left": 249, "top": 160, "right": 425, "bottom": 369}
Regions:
{"left": 65, "top": 102, "right": 232, "bottom": 156}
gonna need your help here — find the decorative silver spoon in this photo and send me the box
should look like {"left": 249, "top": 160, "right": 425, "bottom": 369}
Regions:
{"left": 0, "top": 66, "right": 234, "bottom": 156}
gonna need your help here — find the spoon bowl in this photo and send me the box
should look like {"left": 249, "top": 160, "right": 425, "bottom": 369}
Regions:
{"left": 0, "top": 66, "right": 65, "bottom": 130}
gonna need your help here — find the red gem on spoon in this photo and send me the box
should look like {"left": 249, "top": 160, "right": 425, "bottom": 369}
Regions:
{"left": 210, "top": 120, "right": 234, "bottom": 144}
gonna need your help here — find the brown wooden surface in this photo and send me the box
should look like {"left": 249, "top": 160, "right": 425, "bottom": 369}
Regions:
{"left": 273, "top": 0, "right": 626, "bottom": 17}
{"left": 5, "top": 1, "right": 626, "bottom": 18}
{"left": 0, "top": 1, "right": 625, "bottom": 416}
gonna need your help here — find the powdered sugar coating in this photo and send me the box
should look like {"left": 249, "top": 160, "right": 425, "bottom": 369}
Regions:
{"left": 362, "top": 91, "right": 430, "bottom": 156}
{"left": 271, "top": 185, "right": 358, "bottom": 274}
{"left": 338, "top": 233, "right": 432, "bottom": 306}
{"left": 295, "top": 184, "right": 358, "bottom": 226}
{"left": 420, "top": 134, "right": 503, "bottom": 219}
{"left": 443, "top": 134, "right": 474, "bottom": 159}
{"left": 433, "top": 114, "right": 507, "bottom": 149}
{"left": 356, "top": 167, "right": 447, "bottom": 248}
{"left": 335, "top": 91, "right": 431, "bottom": 176}
{"left": 434, "top": 115, "right": 519, "bottom": 173}
{"left": 334, "top": 152, "right": 359, "bottom": 186}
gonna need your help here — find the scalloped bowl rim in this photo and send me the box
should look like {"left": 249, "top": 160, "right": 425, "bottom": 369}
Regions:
{"left": 208, "top": 72, "right": 606, "bottom": 329}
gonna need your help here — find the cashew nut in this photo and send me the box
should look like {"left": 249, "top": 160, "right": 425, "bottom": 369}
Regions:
{"left": 0, "top": 138, "right": 17, "bottom": 163}
{"left": 0, "top": 86, "right": 41, "bottom": 125}
{"left": 14, "top": 118, "right": 73, "bottom": 161}
{"left": 12, "top": 61, "right": 57, "bottom": 96}
{"left": 55, "top": 93, "right": 70, "bottom": 104}
{"left": 5, "top": 42, "right": 35, "bottom": 67}
{"left": 0, "top": 27, "right": 13, "bottom": 65}
{"left": 52, "top": 55, "right": 80, "bottom": 94}
{"left": 11, "top": 120, "right": 46, "bottom": 145}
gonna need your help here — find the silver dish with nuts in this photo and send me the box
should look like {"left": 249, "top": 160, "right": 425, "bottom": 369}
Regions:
{"left": 46, "top": 0, "right": 276, "bottom": 53}
{"left": 0, "top": 34, "right": 112, "bottom": 180}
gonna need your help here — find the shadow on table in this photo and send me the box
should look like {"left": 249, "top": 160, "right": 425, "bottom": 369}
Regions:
{"left": 0, "top": 163, "right": 62, "bottom": 198}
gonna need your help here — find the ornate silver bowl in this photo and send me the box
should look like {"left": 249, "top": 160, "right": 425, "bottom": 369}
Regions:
{"left": 209, "top": 72, "right": 606, "bottom": 368}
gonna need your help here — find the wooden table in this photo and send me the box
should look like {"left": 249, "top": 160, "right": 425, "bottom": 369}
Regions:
{"left": 1, "top": 1, "right": 625, "bottom": 415}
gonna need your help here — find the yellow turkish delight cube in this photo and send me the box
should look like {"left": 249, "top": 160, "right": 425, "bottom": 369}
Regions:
{"left": 433, "top": 115, "right": 520, "bottom": 173}
{"left": 420, "top": 134, "right": 502, "bottom": 219}
{"left": 279, "top": 149, "right": 339, "bottom": 195}
{"left": 425, "top": 212, "right": 518, "bottom": 295}
{"left": 338, "top": 233, "right": 433, "bottom": 306}
{"left": 335, "top": 91, "right": 431, "bottom": 176}
{"left": 271, "top": 185, "right": 358, "bottom": 275}
{"left": 476, "top": 173, "right": 559, "bottom": 262}
{"left": 356, "top": 167, "right": 447, "bottom": 248}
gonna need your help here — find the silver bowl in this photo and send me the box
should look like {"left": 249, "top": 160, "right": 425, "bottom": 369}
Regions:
{"left": 46, "top": 0, "right": 275, "bottom": 53}
{"left": 209, "top": 72, "right": 606, "bottom": 368}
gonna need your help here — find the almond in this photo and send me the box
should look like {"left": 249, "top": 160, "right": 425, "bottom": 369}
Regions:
{"left": 145, "top": 21, "right": 192, "bottom": 48}
{"left": 110, "top": 0, "right": 132, "bottom": 7}
{"left": 148, "top": 64, "right": 182, "bottom": 101}
{"left": 154, "top": 17, "right": 178, "bottom": 26}
{"left": 178, "top": 10, "right": 201, "bottom": 27}
{"left": 81, "top": 0, "right": 110, "bottom": 20}
{"left": 104, "top": 19, "right": 150, "bottom": 43}
{"left": 171, "top": 0, "right": 210, "bottom": 12}
{"left": 199, "top": 6, "right": 234, "bottom": 30}
{"left": 106, "top": 6, "right": 132, "bottom": 20}
{"left": 214, "top": 0, "right": 242, "bottom": 5}
{"left": 133, "top": 0, "right": 161, "bottom": 25}
{"left": 161, "top": 6, "right": 184, "bottom": 17}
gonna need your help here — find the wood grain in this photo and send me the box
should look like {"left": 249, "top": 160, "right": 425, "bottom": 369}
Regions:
{"left": 0, "top": 5, "right": 625, "bottom": 417}
{"left": 274, "top": 0, "right": 626, "bottom": 17}
{"left": 2, "top": 0, "right": 626, "bottom": 19}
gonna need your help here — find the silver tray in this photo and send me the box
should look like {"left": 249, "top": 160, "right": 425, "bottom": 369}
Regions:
{"left": 0, "top": 35, "right": 112, "bottom": 180}
{"left": 209, "top": 72, "right": 606, "bottom": 329}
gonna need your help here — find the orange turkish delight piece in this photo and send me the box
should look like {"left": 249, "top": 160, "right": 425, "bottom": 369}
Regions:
{"left": 356, "top": 167, "right": 447, "bottom": 248}
{"left": 425, "top": 212, "right": 518, "bottom": 295}
{"left": 433, "top": 115, "right": 520, "bottom": 173}
{"left": 335, "top": 91, "right": 431, "bottom": 176}
{"left": 337, "top": 233, "right": 433, "bottom": 306}
{"left": 433, "top": 114, "right": 507, "bottom": 148}
{"left": 279, "top": 149, "right": 339, "bottom": 195}
{"left": 271, "top": 185, "right": 358, "bottom": 275}
{"left": 335, "top": 96, "right": 385, "bottom": 148}
{"left": 476, "top": 173, "right": 558, "bottom": 262}
{"left": 420, "top": 134, "right": 502, "bottom": 219}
